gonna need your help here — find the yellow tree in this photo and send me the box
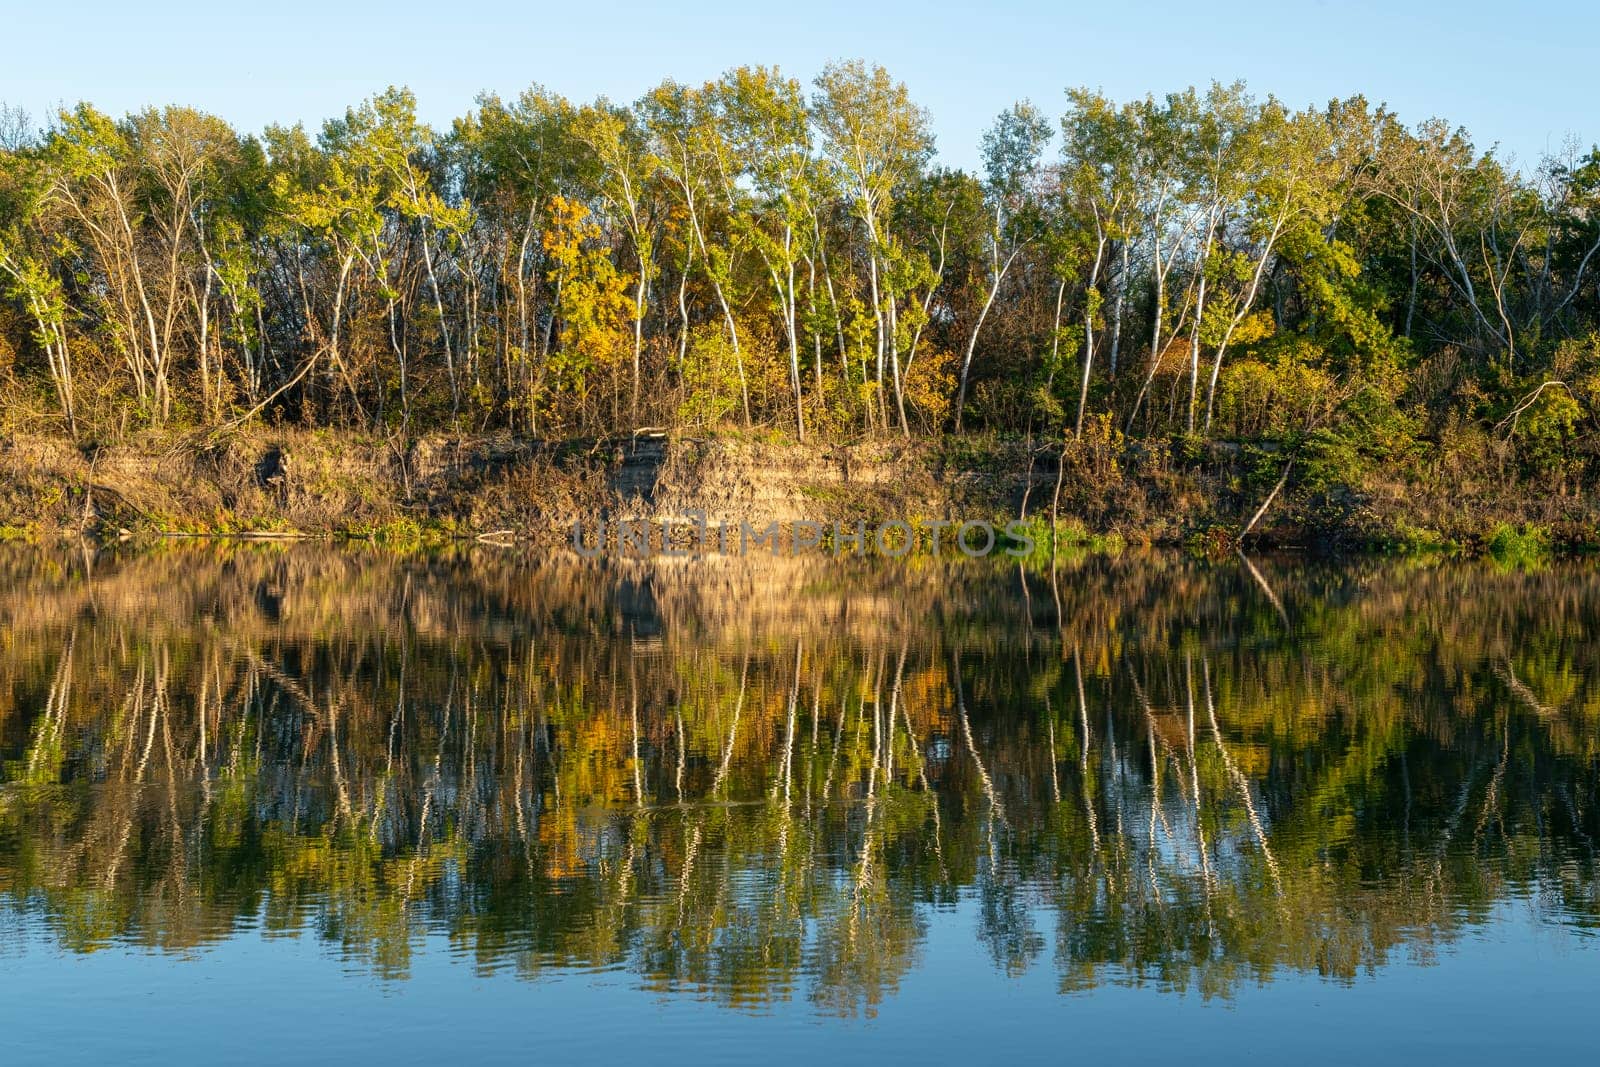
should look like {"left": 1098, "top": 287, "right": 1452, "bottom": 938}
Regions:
{"left": 573, "top": 101, "right": 658, "bottom": 422}
{"left": 542, "top": 195, "right": 632, "bottom": 428}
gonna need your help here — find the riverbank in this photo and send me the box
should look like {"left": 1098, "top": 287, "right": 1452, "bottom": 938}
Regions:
{"left": 1, "top": 428, "right": 1596, "bottom": 556}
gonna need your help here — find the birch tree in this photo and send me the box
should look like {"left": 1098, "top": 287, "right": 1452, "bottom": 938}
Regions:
{"left": 1060, "top": 91, "right": 1138, "bottom": 438}
{"left": 953, "top": 101, "right": 1050, "bottom": 430}
{"left": 574, "top": 100, "right": 658, "bottom": 420}
{"left": 719, "top": 66, "right": 814, "bottom": 439}
{"left": 812, "top": 61, "right": 934, "bottom": 434}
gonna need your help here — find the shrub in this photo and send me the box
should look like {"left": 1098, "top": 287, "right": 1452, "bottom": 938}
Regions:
{"left": 1485, "top": 523, "right": 1550, "bottom": 568}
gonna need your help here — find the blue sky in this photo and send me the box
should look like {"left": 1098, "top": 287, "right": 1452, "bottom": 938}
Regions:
{"left": 3, "top": 0, "right": 1594, "bottom": 169}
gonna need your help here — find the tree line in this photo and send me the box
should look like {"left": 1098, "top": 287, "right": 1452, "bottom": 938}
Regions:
{"left": 2, "top": 65, "right": 1599, "bottom": 478}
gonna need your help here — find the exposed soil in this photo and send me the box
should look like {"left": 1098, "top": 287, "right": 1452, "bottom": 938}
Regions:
{"left": 1, "top": 429, "right": 1595, "bottom": 553}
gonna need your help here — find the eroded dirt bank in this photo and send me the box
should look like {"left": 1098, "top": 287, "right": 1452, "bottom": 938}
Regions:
{"left": 1, "top": 429, "right": 1596, "bottom": 552}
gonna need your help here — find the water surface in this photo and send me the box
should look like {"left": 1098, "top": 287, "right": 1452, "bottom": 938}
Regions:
{"left": 0, "top": 546, "right": 1596, "bottom": 1062}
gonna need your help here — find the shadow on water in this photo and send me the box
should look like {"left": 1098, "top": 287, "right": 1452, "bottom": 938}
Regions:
{"left": 0, "top": 544, "right": 1597, "bottom": 1015}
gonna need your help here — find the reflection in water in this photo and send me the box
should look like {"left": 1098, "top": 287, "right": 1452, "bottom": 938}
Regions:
{"left": 0, "top": 546, "right": 1596, "bottom": 1014}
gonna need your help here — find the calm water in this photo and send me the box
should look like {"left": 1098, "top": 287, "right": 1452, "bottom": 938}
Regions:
{"left": 0, "top": 545, "right": 1596, "bottom": 1063}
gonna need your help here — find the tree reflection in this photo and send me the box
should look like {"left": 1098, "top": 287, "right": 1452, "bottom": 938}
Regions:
{"left": 0, "top": 546, "right": 1597, "bottom": 1012}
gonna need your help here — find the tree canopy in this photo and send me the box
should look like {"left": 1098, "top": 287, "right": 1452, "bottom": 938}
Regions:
{"left": 2, "top": 71, "right": 1599, "bottom": 493}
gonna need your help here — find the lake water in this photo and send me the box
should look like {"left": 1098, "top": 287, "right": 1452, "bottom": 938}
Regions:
{"left": 0, "top": 546, "right": 1595, "bottom": 1063}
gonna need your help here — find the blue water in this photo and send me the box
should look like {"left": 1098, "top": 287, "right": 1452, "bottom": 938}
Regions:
{"left": 2, "top": 547, "right": 1597, "bottom": 1062}
{"left": 3, "top": 898, "right": 1592, "bottom": 1065}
